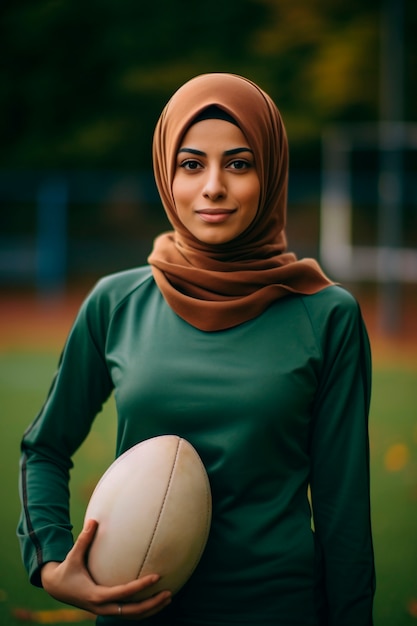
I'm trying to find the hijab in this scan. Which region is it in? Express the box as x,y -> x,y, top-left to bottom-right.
148,73 -> 333,331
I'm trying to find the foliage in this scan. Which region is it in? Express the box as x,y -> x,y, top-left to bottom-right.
1,0 -> 415,170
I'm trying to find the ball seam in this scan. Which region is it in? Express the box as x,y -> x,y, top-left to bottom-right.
137,436 -> 181,578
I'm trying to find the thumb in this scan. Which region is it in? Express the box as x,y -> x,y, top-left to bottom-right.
83,518 -> 99,535
72,519 -> 98,559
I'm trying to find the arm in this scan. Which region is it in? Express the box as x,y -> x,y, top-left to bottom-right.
308,289 -> 375,626
17,289 -> 114,586
17,285 -> 172,618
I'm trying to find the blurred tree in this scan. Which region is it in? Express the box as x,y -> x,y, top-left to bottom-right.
0,0 -> 415,169
251,0 -> 382,154
0,0 -> 267,168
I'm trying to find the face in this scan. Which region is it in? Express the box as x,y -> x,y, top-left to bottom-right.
172,118 -> 260,245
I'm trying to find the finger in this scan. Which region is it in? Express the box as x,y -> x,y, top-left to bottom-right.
99,574 -> 162,603
69,519 -> 98,564
120,574 -> 162,597
78,519 -> 98,546
107,591 -> 172,620
82,518 -> 99,538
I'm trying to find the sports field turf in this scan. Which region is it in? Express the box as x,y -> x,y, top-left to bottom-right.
0,292 -> 416,625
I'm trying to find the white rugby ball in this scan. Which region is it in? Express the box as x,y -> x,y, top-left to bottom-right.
85,435 -> 212,600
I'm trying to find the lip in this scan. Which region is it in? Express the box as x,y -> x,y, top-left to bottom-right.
195,209 -> 236,224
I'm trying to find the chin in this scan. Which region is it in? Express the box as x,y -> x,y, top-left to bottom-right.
195,233 -> 234,246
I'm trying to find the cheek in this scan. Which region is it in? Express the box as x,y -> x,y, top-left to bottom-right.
243,177 -> 261,215
172,175 -> 193,210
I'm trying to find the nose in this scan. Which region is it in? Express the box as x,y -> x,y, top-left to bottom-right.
202,166 -> 226,201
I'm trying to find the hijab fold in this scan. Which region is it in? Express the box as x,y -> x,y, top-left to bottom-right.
148,73 -> 333,331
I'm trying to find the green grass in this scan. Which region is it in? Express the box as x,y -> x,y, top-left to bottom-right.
0,350 -> 416,625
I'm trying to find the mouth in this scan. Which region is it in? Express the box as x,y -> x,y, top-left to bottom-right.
195,208 -> 237,224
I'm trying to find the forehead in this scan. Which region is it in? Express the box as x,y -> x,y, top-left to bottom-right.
179,118 -> 250,149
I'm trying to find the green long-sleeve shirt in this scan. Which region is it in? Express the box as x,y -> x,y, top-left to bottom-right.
18,267 -> 375,626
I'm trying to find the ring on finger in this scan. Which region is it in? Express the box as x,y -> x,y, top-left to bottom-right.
118,604 -> 123,616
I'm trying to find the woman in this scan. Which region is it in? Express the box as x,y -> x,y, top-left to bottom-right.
18,73 -> 375,625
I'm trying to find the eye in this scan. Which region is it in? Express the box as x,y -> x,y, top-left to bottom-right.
179,159 -> 202,171
228,159 -> 252,170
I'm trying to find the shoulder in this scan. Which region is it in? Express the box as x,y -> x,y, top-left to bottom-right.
77,266 -> 155,333
86,266 -> 154,309
298,285 -> 367,347
91,266 -> 154,308
302,284 -> 359,310
300,285 -> 361,322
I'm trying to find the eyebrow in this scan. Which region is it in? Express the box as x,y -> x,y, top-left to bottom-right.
177,147 -> 254,156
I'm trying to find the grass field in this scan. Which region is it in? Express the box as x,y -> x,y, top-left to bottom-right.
0,291 -> 416,625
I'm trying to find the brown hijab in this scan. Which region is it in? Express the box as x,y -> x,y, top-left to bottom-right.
148,73 -> 333,331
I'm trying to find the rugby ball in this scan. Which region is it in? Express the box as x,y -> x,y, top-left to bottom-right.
85,435 -> 212,600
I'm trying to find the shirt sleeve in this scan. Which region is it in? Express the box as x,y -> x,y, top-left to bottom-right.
17,286 -> 114,587
306,288 -> 375,626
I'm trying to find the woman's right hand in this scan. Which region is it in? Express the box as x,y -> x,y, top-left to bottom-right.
41,519 -> 172,621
